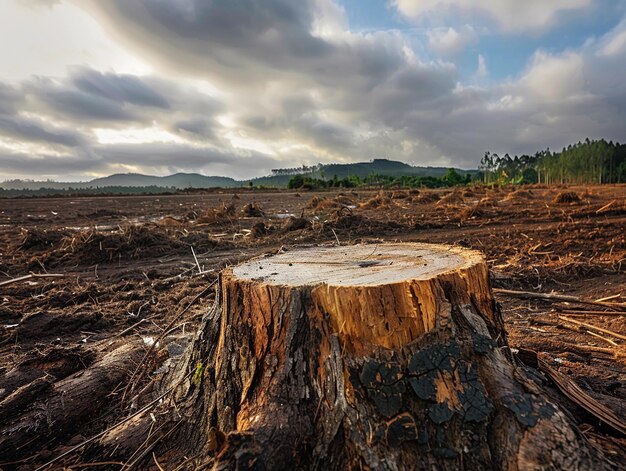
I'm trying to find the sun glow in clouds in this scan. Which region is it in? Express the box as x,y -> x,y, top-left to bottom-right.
0,1 -> 151,80
94,126 -> 186,145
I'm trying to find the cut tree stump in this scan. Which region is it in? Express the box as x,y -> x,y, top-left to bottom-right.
159,242 -> 608,470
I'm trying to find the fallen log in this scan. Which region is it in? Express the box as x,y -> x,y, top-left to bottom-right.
0,342 -> 144,461
152,243 -> 608,469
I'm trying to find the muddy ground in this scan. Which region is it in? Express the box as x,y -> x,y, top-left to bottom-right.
0,184 -> 624,468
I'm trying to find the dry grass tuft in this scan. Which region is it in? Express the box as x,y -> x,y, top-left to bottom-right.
390,190 -> 410,199
281,217 -> 311,232
553,191 -> 581,204
436,190 -> 464,206
305,195 -> 354,212
196,203 -> 236,223
241,202 -> 265,217
503,189 -> 533,201
359,192 -> 392,209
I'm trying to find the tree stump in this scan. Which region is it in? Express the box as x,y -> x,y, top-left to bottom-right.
166,243 -> 605,469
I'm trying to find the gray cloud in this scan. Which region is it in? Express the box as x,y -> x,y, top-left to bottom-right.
83,0 -> 329,83
0,151 -> 103,175
72,0 -> 468,165
80,0 -> 430,97
72,68 -> 170,109
94,142 -> 276,177
31,83 -> 137,122
0,115 -> 84,147
0,83 -> 22,115
16,69 -> 223,139
172,118 -> 213,139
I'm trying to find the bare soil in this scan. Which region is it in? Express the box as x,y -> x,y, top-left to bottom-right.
0,184 -> 624,468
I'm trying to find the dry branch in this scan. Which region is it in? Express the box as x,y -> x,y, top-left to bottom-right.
557,309 -> 626,317
584,330 -> 619,347
594,294 -> 622,303
0,273 -> 65,287
493,288 -> 626,311
596,200 -> 616,214
114,318 -> 147,338
559,316 -> 626,341
538,358 -> 626,436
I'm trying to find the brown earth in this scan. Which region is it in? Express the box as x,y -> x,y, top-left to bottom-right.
0,184 -> 624,468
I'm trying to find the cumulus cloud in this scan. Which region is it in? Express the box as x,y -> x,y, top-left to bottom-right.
427,25 -> 477,57
393,0 -> 592,33
72,1 -> 459,158
518,51 -> 585,102
1,0 -> 626,181
412,20 -> 626,159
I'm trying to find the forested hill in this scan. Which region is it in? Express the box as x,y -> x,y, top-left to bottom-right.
481,139 -> 626,184
251,159 -> 473,186
323,160 -> 460,178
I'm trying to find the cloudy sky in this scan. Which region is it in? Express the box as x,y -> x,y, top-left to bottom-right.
1,0 -> 626,181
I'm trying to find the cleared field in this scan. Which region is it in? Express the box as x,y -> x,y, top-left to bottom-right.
0,184 -> 624,467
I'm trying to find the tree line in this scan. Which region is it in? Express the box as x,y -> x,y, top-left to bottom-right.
288,169 -> 471,190
480,138 -> 626,185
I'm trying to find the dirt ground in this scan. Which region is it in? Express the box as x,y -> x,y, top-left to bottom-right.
0,184 -> 624,468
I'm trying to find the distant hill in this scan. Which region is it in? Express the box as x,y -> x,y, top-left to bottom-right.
0,159 -> 477,193
89,173 -> 238,188
1,172 -> 238,191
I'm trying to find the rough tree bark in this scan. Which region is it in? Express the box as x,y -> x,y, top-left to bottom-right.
160,242 -> 607,470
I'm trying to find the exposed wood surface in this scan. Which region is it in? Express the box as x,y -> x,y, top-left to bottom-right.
233,243 -> 484,287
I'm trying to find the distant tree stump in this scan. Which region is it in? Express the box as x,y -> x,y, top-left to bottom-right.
168,243 -> 605,470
